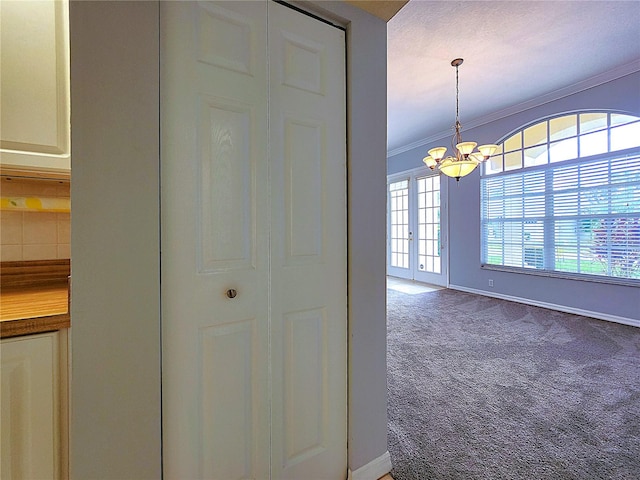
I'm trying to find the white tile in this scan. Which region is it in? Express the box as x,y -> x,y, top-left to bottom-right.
57,244 -> 70,259
0,211 -> 23,244
23,212 -> 57,245
0,244 -> 23,261
23,244 -> 58,260
57,213 -> 71,244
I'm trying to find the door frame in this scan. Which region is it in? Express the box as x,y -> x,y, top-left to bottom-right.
387,166 -> 449,287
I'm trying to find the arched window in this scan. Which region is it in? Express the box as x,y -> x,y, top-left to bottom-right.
480,111 -> 640,284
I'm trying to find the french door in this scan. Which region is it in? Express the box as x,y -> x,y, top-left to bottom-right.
387,171 -> 448,286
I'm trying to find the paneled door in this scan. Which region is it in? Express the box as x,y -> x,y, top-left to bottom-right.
161,1 -> 346,479
387,172 -> 448,286
268,4 -> 347,479
161,2 -> 270,478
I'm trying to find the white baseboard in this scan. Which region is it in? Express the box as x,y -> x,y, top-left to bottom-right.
449,284 -> 640,328
347,451 -> 392,480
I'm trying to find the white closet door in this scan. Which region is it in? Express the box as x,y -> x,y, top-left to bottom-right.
161,1 -> 346,478
268,2 -> 347,478
161,2 -> 270,478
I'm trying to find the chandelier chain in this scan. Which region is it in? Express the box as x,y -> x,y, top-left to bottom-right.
455,63 -> 460,124
453,63 -> 462,148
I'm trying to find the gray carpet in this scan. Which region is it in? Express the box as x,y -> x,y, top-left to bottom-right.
387,288 -> 640,480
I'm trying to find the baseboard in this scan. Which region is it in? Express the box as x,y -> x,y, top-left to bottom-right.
347,451 -> 392,480
449,284 -> 640,328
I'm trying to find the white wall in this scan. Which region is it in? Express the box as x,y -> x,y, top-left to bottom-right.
315,1 -> 390,471
70,1 -> 388,477
388,71 -> 640,324
70,2 -> 161,478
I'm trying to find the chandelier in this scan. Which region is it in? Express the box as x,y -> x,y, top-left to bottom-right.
423,58 -> 497,181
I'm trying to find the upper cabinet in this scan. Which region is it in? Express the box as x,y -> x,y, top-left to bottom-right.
0,0 -> 70,176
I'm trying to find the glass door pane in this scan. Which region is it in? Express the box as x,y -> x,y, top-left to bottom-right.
414,174 -> 446,286
416,175 -> 441,274
388,179 -> 411,278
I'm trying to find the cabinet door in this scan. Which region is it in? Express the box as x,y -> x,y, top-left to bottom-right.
0,0 -> 70,173
1,332 -> 61,479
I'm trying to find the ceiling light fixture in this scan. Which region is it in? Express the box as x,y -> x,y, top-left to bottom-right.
423,58 -> 498,181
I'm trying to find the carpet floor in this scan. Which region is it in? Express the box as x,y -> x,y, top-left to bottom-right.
387,288 -> 640,480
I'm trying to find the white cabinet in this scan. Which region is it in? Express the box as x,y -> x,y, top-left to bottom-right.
0,0 -> 70,174
1,331 -> 67,479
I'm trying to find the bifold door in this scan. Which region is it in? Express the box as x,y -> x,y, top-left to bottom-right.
161,1 -> 347,478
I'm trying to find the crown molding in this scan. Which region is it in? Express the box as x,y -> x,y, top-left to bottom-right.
388,59 -> 640,159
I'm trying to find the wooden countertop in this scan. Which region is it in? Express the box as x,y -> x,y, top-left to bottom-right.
0,285 -> 70,338
0,259 -> 71,338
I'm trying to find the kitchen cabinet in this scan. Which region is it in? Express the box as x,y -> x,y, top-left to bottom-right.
0,0 -> 70,175
1,331 -> 68,479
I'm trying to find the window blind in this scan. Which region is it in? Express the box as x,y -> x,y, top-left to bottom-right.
481,151 -> 640,283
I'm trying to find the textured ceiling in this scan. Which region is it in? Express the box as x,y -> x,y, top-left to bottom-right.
387,0 -> 640,156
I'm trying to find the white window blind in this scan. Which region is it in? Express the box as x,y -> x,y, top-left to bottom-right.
482,151 -> 640,283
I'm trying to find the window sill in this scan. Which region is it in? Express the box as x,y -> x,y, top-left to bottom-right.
481,263 -> 640,288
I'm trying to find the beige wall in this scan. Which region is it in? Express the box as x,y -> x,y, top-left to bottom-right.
0,178 -> 70,261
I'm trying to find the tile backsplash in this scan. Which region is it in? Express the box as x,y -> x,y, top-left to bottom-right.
1,177 -> 70,262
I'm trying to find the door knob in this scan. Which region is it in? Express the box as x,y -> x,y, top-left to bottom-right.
226,288 -> 238,299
